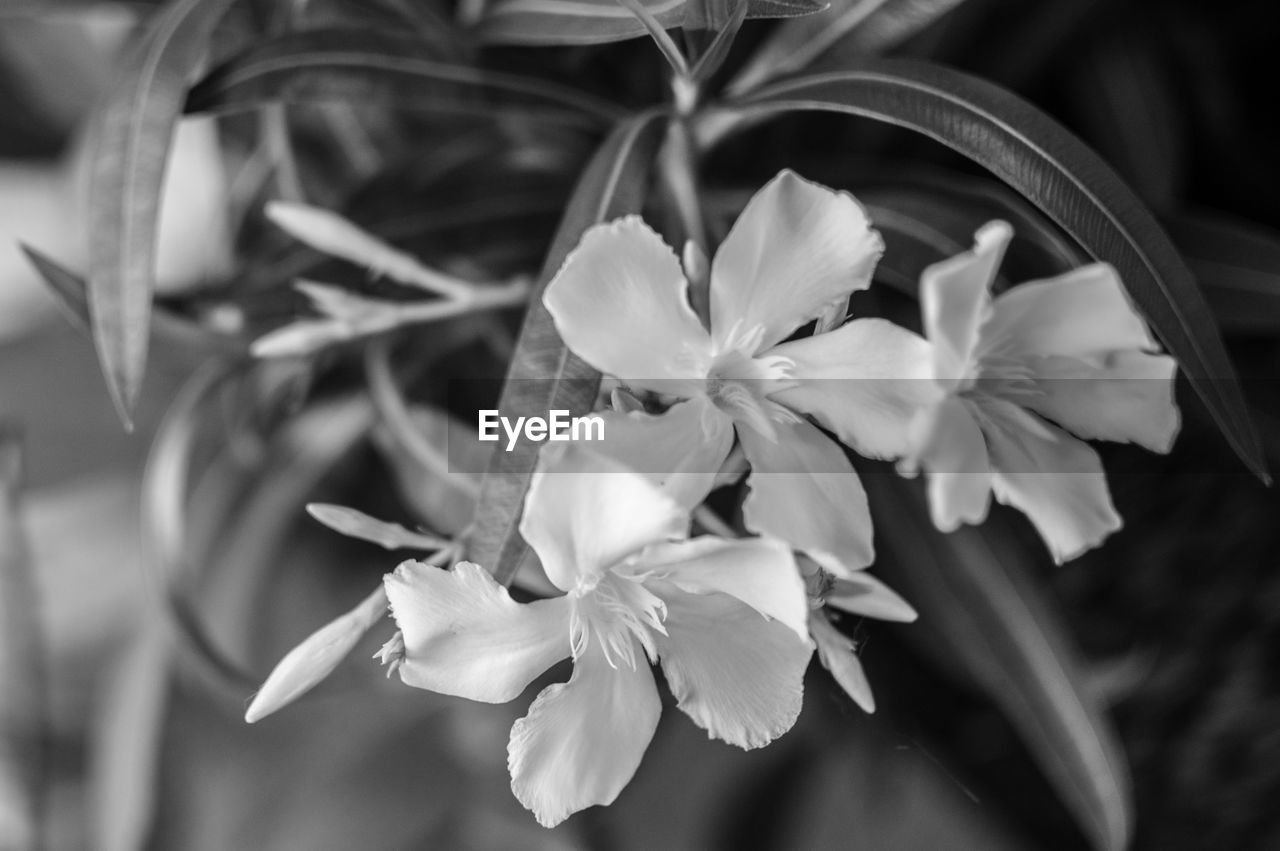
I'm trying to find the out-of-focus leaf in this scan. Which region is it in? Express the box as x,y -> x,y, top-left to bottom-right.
865,474 -> 1132,851
92,622 -> 170,851
480,0 -> 819,47
720,61 -> 1267,482
0,428 -> 45,851
1162,210 -> 1280,336
468,111 -> 667,584
1068,34 -> 1185,207
855,180 -> 1087,294
371,406 -> 487,539
688,0 -> 749,83
730,0 -> 970,95
305,504 -> 446,551
87,0 -> 236,428
185,28 -> 626,128
19,243 -> 246,353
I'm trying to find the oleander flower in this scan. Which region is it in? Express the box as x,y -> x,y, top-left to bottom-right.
901,221 -> 1180,561
383,443 -> 813,827
544,169 -> 935,576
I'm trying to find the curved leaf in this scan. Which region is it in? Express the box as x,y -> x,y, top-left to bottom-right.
730,0 -> 970,95
468,110 -> 668,584
1162,210 -> 1280,337
19,243 -> 245,353
88,0 -> 236,428
717,61 -> 1267,481
864,473 -> 1132,851
185,28 -> 627,127
480,0 -> 819,47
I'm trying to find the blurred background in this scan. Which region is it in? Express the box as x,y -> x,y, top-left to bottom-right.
2,1 -> 1280,849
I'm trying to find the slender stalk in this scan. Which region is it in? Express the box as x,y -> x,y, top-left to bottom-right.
0,428 -> 46,851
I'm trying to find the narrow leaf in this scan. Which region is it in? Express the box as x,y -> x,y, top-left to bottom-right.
88,0 -> 236,428
19,243 -> 244,353
266,202 -> 473,298
1162,210 -> 1280,336
730,0 -> 970,95
0,428 -> 46,850
865,474 -> 1132,851
481,0 -> 819,47
721,61 -> 1267,481
185,28 -> 626,128
468,111 -> 668,583
305,504 -> 447,551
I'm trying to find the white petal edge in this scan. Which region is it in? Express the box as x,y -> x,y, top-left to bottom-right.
920,220 -> 1011,382
521,443 -> 689,592
972,397 -> 1123,564
543,216 -> 712,395
593,397 -> 735,511
710,170 -> 883,353
508,639 -> 661,828
652,584 -> 813,749
769,318 -> 940,460
384,560 -> 571,703
635,536 -> 809,641
738,417 -> 874,577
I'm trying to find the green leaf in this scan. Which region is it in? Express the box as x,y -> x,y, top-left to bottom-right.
719,60 -> 1267,482
856,177 -> 1088,294
19,243 -> 246,353
864,474 -> 1132,851
480,0 -> 819,47
0,428 -> 46,851
87,0 -> 236,428
185,28 -> 626,128
1162,210 -> 1280,337
468,111 -> 668,584
730,0 -> 971,95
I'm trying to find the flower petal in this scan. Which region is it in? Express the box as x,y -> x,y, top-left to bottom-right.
383,560 -> 570,703
809,611 -> 875,713
825,572 -> 917,623
651,585 -> 812,749
769,318 -> 940,460
982,262 -> 1161,361
521,444 -> 689,591
738,418 -> 874,576
595,397 -> 735,511
635,536 -> 808,641
973,398 -> 1122,563
910,395 -> 993,532
920,220 -> 1010,380
1022,351 -> 1179,452
543,216 -> 712,394
710,170 -> 883,353
508,640 -> 660,828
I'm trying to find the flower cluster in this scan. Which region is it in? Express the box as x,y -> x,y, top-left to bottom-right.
246,169 -> 1178,829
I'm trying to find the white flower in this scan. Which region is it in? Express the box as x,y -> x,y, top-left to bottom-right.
902,221 -> 1180,561
383,444 -> 813,827
543,169 -> 934,576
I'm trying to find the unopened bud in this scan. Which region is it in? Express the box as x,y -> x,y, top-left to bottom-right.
244,585 -> 388,723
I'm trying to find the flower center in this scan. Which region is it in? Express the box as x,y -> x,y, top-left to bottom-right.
704,345 -> 798,441
569,569 -> 668,670
967,351 -> 1041,402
